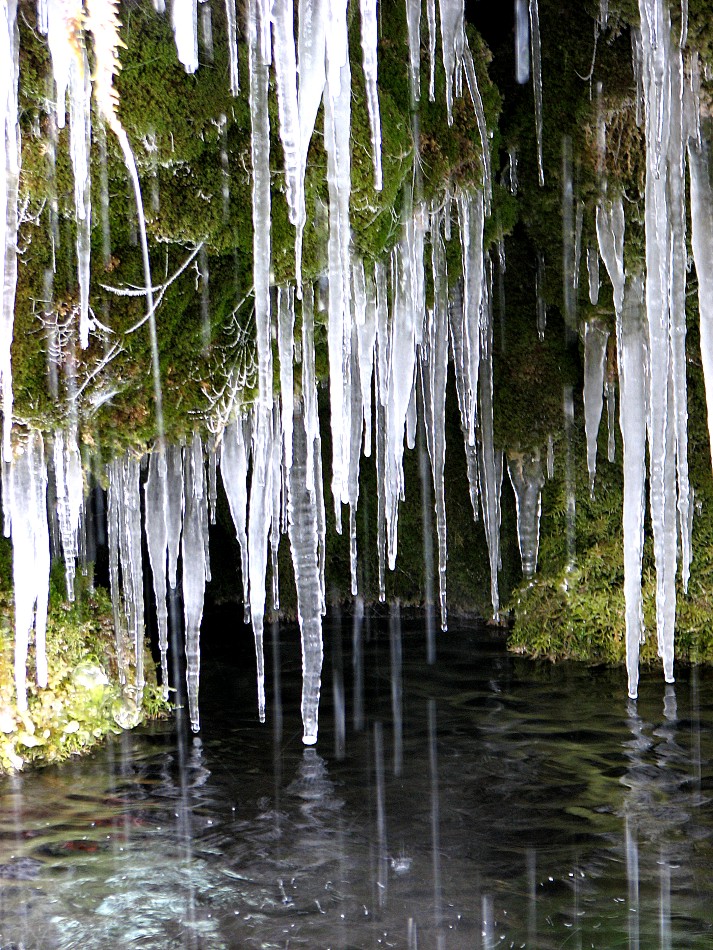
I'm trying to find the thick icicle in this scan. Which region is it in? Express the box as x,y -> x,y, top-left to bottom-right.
440,0 -> 465,124
360,0 -> 382,190
618,277 -> 648,700
639,0 -> 676,684
288,402 -> 324,744
220,417 -> 251,622
9,432 -> 50,711
301,282 -> 320,493
507,448 -> 544,577
172,0 -> 199,73
53,428 -> 83,602
583,319 -> 609,496
515,0 -> 530,84
596,196 -> 626,316
182,435 -> 209,732
144,450 -> 170,698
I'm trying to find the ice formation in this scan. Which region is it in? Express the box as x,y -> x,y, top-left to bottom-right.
2,0 -> 712,745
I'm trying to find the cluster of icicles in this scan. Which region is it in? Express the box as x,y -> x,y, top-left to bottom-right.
2,0 -> 713,748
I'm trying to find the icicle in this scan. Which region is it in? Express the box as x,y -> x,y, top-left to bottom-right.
53,428 -> 84,602
144,450 -> 170,699
295,0 -> 326,291
301,282 -> 319,492
458,190 -> 484,445
507,449 -> 544,577
529,0 -> 544,186
463,40 -> 493,214
348,329 -> 362,596
573,200 -> 584,295
596,195 -> 625,316
561,136 -> 575,328
225,0 -> 240,95
583,319 -> 609,497
587,245 -> 600,305
406,0 -> 421,102
440,0 -> 465,123
172,0 -> 199,73
277,285 -> 295,472
220,417 -> 251,622
248,404 -> 273,722
515,0 -> 530,84
422,207 -> 450,630
200,0 -> 213,62
355,262 -> 377,456
360,0 -> 382,190
478,268 -> 503,618
639,0 -> 676,684
427,0 -> 436,100
272,0 -> 301,225
165,443 -> 184,589
249,0 -> 272,409
668,43 -> 692,593
270,400 -> 282,611
288,402 -> 324,744
449,279 -> 480,520
546,434 -> 554,479
208,443 -> 217,525
9,432 -> 50,711
182,435 -> 209,732
325,57 -> 352,529
606,378 -> 616,462
618,276 -> 648,700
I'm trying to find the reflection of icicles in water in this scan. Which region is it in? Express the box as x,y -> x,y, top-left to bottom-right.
618,276 -> 647,700
8,432 -> 50,712
54,428 -> 84,603
583,319 -> 609,497
288,402 -> 323,745
507,448 -> 544,578
182,434 -> 209,733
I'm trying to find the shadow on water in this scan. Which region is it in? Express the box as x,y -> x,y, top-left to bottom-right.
1,611 -> 713,948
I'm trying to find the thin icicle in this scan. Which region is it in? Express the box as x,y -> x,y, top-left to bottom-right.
301,282 -> 320,492
427,0 -> 436,100
587,245 -> 600,304
458,190 -> 484,445
355,262 -> 377,456
54,428 -> 84,602
288,402 -> 324,744
277,285 -> 295,472
272,0 -> 301,225
360,0 -> 382,190
220,416 -> 251,622
225,0 -> 240,95
270,400 -> 282,611
529,0 -> 544,186
463,40 -> 493,214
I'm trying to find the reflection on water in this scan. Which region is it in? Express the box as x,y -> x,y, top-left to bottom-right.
1,614 -> 712,948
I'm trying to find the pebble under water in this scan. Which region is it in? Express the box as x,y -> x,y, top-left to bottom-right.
0,611 -> 711,949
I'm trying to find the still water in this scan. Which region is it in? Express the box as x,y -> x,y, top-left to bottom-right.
0,610 -> 711,949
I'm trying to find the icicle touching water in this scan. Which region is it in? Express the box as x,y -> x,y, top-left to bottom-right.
182,434 -> 209,732
9,432 -> 50,712
288,402 -> 324,744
